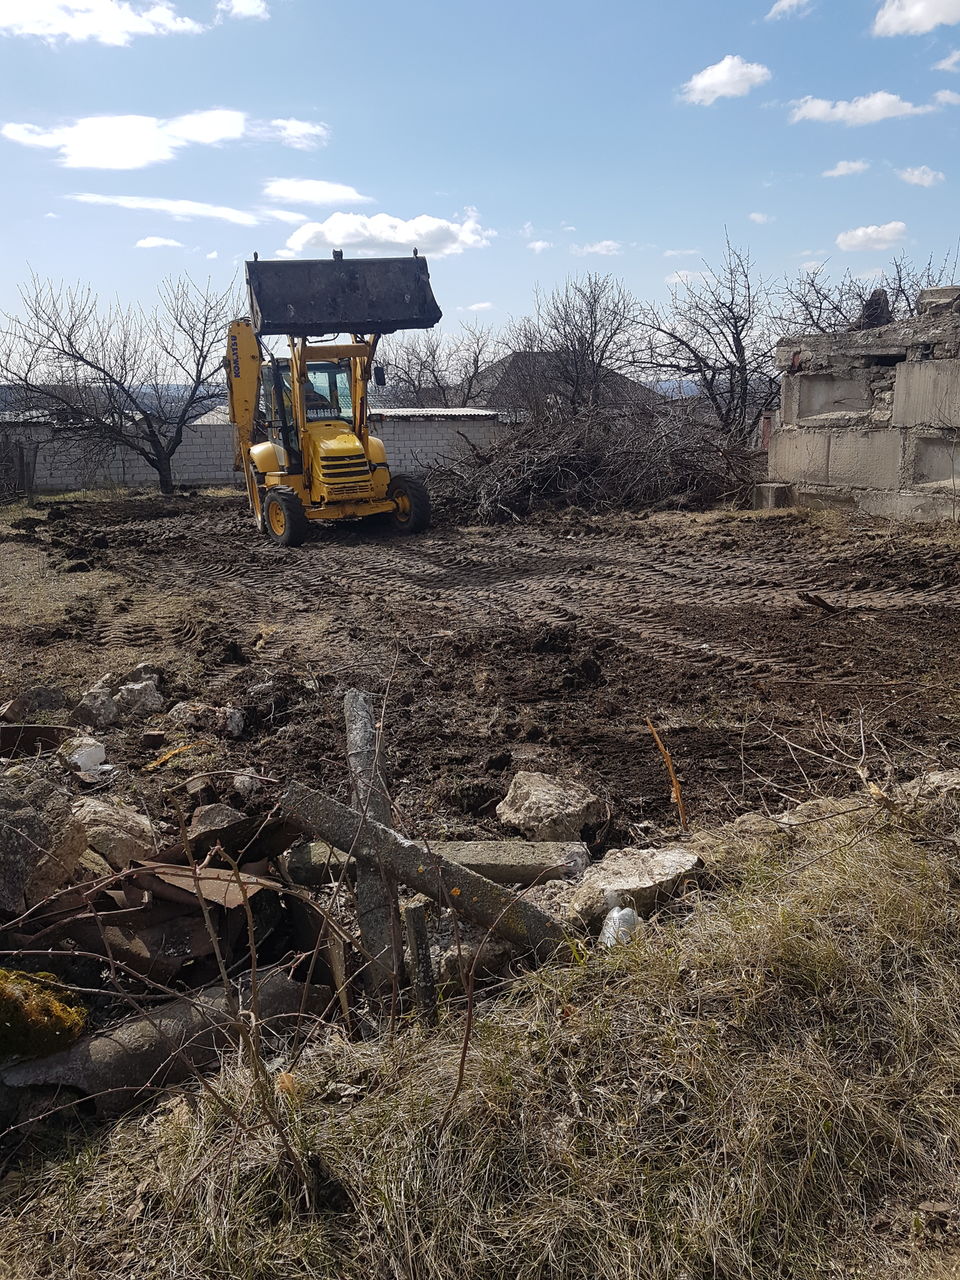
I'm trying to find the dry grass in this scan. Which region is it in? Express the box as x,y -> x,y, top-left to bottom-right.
3,794 -> 960,1280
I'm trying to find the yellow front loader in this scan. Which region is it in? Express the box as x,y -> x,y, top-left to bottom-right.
225,251 -> 442,546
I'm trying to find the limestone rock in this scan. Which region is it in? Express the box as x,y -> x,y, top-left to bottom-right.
123,663 -> 162,686
497,771 -> 604,841
566,845 -> 702,931
115,679 -> 164,719
72,798 -> 154,870
187,803 -> 251,852
168,701 -> 245,739
73,688 -> 119,729
903,769 -> 960,800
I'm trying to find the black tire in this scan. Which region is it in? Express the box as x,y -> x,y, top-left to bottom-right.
386,474 -> 431,534
263,487 -> 309,547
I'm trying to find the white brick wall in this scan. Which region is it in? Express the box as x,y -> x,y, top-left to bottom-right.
2,410 -> 503,492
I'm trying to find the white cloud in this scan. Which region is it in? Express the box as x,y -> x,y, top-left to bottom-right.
936,87 -> 960,102
70,192 -> 259,225
800,260 -> 825,272
465,302 -> 493,311
561,222 -> 576,231
265,118 -> 329,149
206,249 -> 218,259
285,209 -> 493,258
217,0 -> 268,16
823,158 -> 871,176
766,0 -> 811,17
897,163 -> 945,184
663,247 -> 699,257
935,48 -> 960,67
681,54 -> 771,106
790,90 -> 937,124
262,177 -> 373,206
135,235 -> 183,247
259,208 -> 309,223
836,220 -> 907,251
527,239 -> 552,253
570,239 -> 622,256
1,110 -> 327,169
2,108 -> 246,168
0,1 -> 203,45
749,211 -> 773,223
874,0 -> 960,35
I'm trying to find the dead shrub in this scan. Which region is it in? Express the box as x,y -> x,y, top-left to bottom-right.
427,406 -> 762,524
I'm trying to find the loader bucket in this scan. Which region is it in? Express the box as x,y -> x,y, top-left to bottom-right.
245,254 -> 442,337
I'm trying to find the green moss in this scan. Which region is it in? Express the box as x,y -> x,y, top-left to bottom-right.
0,967 -> 86,1059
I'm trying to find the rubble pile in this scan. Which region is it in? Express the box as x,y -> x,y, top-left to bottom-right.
0,662 -> 708,1119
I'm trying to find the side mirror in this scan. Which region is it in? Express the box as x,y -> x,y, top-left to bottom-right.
373,364 -> 386,388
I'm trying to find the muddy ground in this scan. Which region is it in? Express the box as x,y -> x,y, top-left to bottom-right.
3,492 -> 960,844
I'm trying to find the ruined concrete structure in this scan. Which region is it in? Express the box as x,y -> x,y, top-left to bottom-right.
769,286 -> 960,520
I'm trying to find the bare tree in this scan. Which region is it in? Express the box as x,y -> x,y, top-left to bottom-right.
0,275 -> 234,495
776,249 -> 960,336
634,242 -> 778,447
380,323 -> 503,409
505,273 -> 642,416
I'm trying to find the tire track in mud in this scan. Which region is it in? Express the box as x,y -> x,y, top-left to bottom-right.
82,513 -> 960,684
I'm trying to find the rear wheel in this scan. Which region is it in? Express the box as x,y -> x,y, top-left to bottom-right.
386,474 -> 431,534
263,487 -> 309,547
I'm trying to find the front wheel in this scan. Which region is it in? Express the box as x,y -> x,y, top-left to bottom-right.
386,474 -> 431,534
263,487 -> 309,547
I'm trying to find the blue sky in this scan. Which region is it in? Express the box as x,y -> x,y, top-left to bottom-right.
2,0 -> 960,327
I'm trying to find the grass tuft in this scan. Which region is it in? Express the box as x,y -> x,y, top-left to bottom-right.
4,798 -> 960,1279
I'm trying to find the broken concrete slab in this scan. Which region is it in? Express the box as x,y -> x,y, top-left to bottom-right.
566,845 -> 702,931
58,735 -> 106,773
286,837 -> 588,887
279,781 -> 568,961
0,777 -> 86,915
496,771 -> 605,841
72,797 -> 154,870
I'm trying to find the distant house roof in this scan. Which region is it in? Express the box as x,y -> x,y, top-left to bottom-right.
475,352 -> 659,411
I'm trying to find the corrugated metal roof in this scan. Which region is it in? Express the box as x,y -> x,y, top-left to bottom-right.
370,407 -> 498,419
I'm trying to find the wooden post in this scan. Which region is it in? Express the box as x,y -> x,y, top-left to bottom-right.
403,897 -> 438,1027
343,689 -> 406,1011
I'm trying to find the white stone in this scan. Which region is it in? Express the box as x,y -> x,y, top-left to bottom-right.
72,797 -> 154,870
58,735 -> 106,772
566,845 -> 702,930
115,679 -> 164,719
496,771 -> 604,841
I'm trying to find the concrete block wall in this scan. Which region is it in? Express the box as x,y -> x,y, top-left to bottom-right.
771,290 -> 960,521
2,409 -> 503,493
370,412 -> 501,474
